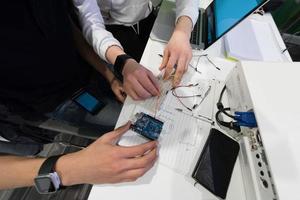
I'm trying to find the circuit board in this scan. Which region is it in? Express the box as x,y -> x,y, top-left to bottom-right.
131,112 -> 164,140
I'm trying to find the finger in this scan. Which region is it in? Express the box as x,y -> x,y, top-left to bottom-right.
119,86 -> 127,98
116,89 -> 126,103
101,121 -> 131,144
120,160 -> 156,181
138,72 -> 160,96
163,55 -> 177,80
159,50 -> 169,70
123,148 -> 158,170
116,93 -> 125,103
184,60 -> 189,72
120,86 -> 126,94
119,140 -> 157,158
185,53 -> 192,73
120,92 -> 126,102
131,79 -> 152,99
120,87 -> 127,99
145,69 -> 161,94
124,84 -> 140,101
173,56 -> 187,86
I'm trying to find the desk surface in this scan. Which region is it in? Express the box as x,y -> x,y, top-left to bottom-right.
88,1 -> 291,199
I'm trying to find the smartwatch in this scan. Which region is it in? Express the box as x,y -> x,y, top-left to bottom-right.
113,54 -> 132,82
34,155 -> 63,194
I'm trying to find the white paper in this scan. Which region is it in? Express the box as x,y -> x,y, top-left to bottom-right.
118,69 -> 216,174
225,18 -> 283,62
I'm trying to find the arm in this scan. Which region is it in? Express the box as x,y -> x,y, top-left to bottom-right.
175,0 -> 199,27
160,0 -> 199,86
73,0 -> 123,63
73,0 -> 160,100
0,156 -> 45,189
71,17 -> 126,102
0,123 -> 158,189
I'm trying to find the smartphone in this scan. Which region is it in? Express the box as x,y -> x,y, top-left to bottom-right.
192,128 -> 240,199
72,89 -> 106,115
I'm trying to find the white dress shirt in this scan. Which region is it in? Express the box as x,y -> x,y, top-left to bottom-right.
73,0 -> 199,62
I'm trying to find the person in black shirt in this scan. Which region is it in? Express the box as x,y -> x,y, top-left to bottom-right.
0,0 -> 158,190
0,0 -> 124,131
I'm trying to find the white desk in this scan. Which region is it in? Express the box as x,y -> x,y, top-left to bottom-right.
88,1 -> 291,199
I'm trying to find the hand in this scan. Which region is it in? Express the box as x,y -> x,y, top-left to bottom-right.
110,77 -> 126,103
56,122 -> 158,185
159,16 -> 193,86
122,59 -> 160,100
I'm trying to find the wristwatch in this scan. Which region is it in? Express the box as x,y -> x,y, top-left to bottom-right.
34,155 -> 63,194
113,54 -> 132,82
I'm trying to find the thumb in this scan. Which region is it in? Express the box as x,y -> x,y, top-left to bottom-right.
118,87 -> 126,103
101,121 -> 131,144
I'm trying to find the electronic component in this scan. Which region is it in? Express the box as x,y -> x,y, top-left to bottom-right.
130,112 -> 164,140
192,128 -> 240,199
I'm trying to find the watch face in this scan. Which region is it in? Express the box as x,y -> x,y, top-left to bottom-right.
34,176 -> 55,194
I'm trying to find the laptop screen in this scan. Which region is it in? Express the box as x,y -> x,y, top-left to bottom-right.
206,0 -> 268,48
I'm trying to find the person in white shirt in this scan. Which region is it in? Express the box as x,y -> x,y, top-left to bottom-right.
73,0 -> 199,100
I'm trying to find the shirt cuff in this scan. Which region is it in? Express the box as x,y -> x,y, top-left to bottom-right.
176,7 -> 199,28
97,38 -> 124,63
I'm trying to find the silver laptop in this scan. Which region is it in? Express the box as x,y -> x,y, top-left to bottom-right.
150,0 -> 270,50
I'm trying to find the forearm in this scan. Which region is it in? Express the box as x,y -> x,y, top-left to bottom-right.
0,153 -> 86,190
0,156 -> 45,189
0,125 -> 158,189
73,0 -> 123,62
71,19 -> 116,83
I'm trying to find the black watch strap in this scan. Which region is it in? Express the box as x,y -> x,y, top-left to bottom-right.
113,54 -> 132,82
38,155 -> 62,175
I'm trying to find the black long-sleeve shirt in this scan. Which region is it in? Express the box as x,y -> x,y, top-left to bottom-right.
0,0 -> 90,115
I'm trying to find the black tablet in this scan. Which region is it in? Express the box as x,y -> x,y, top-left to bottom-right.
192,128 -> 240,199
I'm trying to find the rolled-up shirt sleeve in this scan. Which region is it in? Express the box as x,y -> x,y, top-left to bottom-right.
73,0 -> 123,63
175,0 -> 199,28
